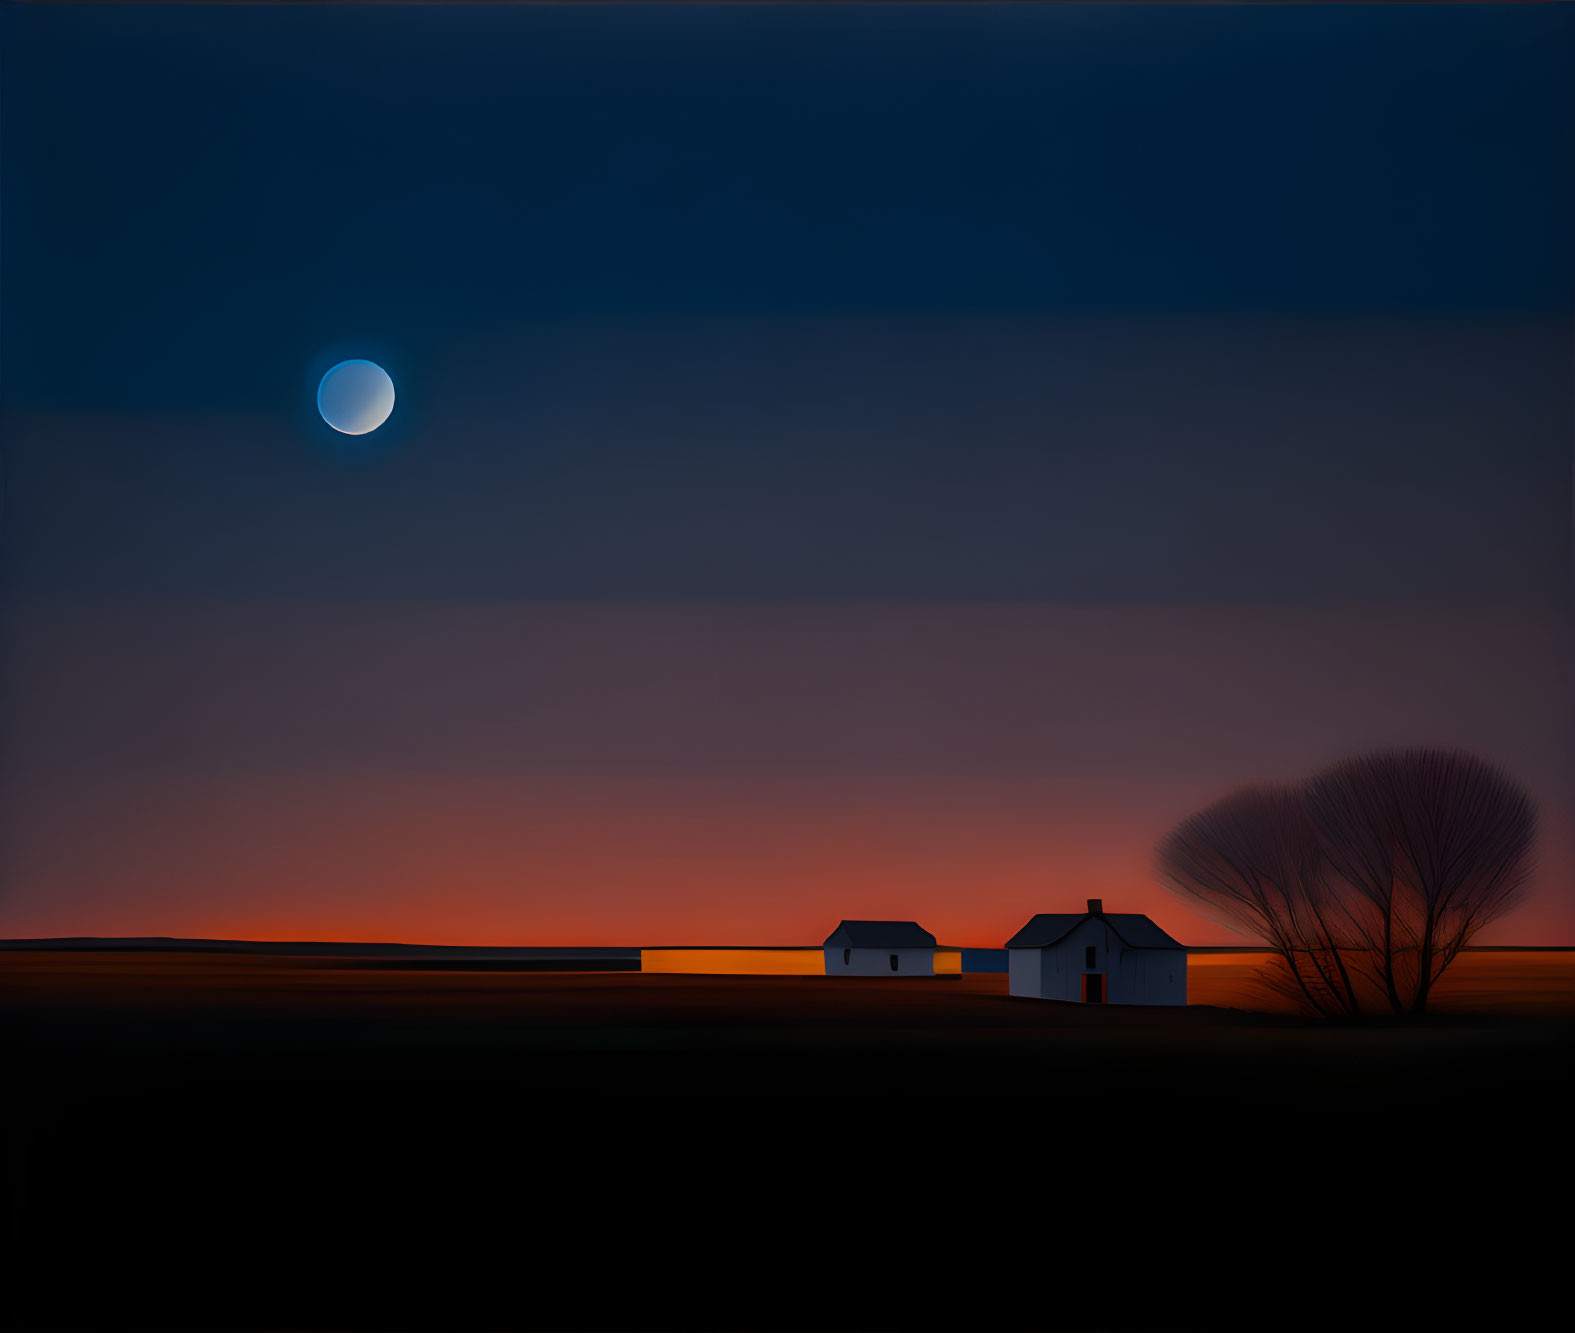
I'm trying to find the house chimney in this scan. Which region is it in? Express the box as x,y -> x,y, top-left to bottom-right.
1087,898 -> 1103,915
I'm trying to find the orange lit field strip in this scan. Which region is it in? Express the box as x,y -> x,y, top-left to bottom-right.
641,948 -> 824,975
640,947 -> 965,975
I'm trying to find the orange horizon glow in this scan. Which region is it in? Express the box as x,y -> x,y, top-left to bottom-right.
4,766 -> 1569,950
3,603 -> 1571,950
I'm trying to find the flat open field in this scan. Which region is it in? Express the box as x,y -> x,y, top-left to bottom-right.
10,945 -> 1572,1014
1188,947 -> 1575,1013
4,951 -> 1571,1331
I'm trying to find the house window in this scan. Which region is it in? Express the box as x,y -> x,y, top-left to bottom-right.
890,954 -> 899,971
844,948 -> 851,966
1085,945 -> 1096,969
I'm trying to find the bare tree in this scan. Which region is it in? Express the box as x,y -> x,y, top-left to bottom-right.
1305,747 -> 1535,1015
1158,748 -> 1536,1018
1157,783 -> 1362,1018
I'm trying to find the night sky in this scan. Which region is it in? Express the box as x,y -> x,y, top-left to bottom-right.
2,4 -> 1571,945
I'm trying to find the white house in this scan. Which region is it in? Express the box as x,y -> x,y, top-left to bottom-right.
823,921 -> 937,976
1006,899 -> 1186,1004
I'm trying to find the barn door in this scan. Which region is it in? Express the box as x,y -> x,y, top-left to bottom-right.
1082,973 -> 1105,1004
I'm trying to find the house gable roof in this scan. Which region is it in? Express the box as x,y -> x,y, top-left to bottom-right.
823,920 -> 937,949
1005,912 -> 1184,951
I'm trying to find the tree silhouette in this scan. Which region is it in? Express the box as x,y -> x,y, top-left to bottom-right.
1157,783 -> 1362,1018
1304,748 -> 1535,1016
1158,747 -> 1535,1018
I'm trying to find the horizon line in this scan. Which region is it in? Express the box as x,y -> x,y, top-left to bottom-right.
3,935 -> 1571,953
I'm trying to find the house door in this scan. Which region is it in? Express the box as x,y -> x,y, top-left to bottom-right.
1082,973 -> 1105,1004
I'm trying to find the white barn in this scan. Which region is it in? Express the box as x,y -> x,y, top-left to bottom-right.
823,921 -> 937,976
1006,899 -> 1186,1005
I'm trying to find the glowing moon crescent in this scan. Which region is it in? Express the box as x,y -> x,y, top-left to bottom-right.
317,360 -> 395,435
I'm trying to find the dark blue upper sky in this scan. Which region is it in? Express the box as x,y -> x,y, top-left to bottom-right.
5,3 -> 1571,408
1,4 -> 1571,602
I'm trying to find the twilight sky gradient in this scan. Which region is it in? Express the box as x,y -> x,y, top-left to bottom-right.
2,5 -> 1572,945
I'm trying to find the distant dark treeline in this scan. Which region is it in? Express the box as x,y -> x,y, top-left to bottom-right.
335,957 -> 640,972
0,937 -> 639,962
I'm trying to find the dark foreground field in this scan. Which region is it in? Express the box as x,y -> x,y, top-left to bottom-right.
4,954 -> 1572,1331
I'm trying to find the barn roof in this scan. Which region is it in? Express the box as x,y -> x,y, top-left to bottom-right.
1005,912 -> 1184,950
823,920 -> 937,949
